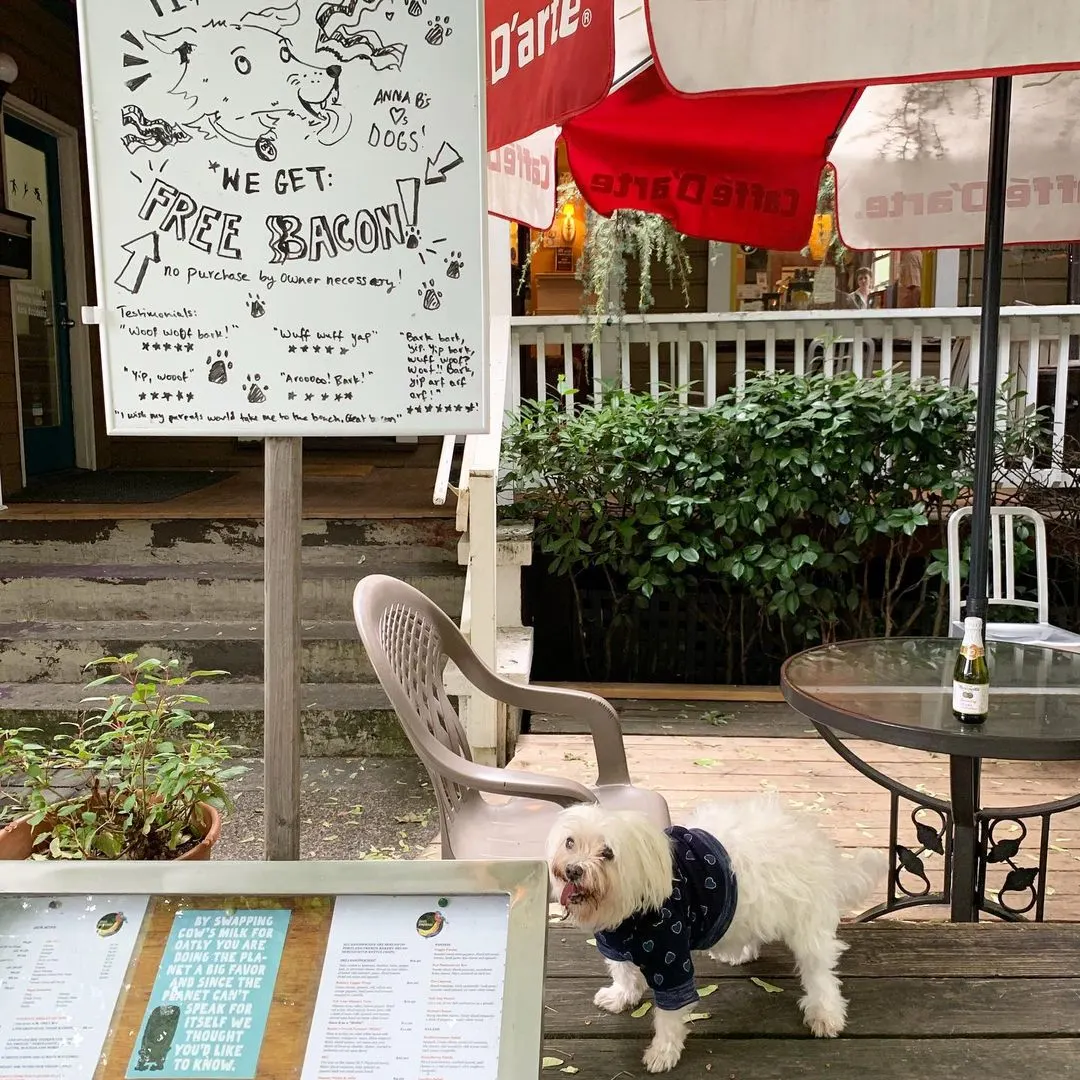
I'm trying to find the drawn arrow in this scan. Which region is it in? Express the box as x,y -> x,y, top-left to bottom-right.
114,231 -> 160,295
424,141 -> 463,185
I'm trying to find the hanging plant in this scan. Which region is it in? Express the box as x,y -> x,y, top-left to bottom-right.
521,177 -> 693,342
803,167 -> 849,270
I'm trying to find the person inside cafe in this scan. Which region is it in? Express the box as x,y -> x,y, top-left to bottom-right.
896,249 -> 923,307
845,267 -> 874,309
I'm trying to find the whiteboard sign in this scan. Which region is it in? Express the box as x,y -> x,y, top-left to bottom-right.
76,0 -> 488,437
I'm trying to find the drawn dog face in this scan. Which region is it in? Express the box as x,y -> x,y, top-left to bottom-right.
146,3 -> 348,147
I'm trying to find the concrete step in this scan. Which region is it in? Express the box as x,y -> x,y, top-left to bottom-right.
0,682 -> 409,757
0,620 -> 374,684
0,517 -> 460,567
0,562 -> 462,621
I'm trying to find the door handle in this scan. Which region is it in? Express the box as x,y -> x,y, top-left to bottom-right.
60,318 -> 76,329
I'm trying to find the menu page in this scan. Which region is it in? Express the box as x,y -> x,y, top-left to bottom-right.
301,894 -> 510,1080
126,908 -> 291,1079
0,894 -> 149,1080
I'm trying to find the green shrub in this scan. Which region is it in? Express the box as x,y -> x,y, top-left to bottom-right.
505,373 -> 1004,652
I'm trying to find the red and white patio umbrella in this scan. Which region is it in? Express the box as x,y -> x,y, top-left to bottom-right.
484,0 -> 1080,624
487,0 -> 1080,249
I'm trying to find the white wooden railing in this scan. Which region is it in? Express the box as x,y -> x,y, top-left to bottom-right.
433,313 -> 512,766
430,304 -> 1080,758
507,306 -> 1080,485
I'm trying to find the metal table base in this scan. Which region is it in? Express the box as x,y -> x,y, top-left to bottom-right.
814,722 -> 1080,923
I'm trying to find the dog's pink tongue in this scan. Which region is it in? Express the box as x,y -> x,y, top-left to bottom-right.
560,882 -> 579,908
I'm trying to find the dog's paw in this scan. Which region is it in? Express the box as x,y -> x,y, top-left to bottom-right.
593,985 -> 640,1013
803,1003 -> 846,1038
642,1038 -> 683,1073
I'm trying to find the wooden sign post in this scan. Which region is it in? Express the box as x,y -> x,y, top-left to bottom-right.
264,436 -> 303,861
74,0 -> 490,855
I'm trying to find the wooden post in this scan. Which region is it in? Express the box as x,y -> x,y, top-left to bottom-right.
263,436 -> 303,861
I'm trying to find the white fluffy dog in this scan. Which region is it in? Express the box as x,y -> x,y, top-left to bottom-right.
548,796 -> 886,1073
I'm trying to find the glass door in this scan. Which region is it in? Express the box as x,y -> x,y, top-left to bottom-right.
3,114 -> 75,475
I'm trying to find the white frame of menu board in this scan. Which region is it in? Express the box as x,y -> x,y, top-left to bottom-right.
0,859 -> 549,1080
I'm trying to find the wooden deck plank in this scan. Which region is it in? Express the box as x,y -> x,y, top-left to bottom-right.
537,684 -> 786,703
0,462 -> 451,521
542,978 -> 1080,1037
530,699 -> 813,737
544,924 -> 1080,978
541,925 -> 1080,1077
537,1039 -> 1077,1080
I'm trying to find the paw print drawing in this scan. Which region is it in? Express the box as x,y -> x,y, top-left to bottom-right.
405,227 -> 421,250
248,293 -> 266,318
406,0 -> 426,14
420,279 -> 442,310
444,251 -> 464,280
206,350 -> 232,384
243,374 -> 268,404
425,15 -> 451,45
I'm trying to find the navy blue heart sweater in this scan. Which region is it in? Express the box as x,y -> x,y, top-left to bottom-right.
594,826 -> 738,1011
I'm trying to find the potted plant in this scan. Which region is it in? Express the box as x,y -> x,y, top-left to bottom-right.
0,655 -> 246,861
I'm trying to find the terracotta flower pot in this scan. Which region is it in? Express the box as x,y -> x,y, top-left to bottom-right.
0,818 -> 33,860
0,801 -> 221,861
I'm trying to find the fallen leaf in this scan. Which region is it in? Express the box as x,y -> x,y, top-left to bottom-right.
238,835 -> 257,844
698,984 -> 718,997
688,1012 -> 711,1022
693,758 -> 720,768
561,1068 -> 579,1075
751,977 -> 784,994
631,1002 -> 653,1018
586,938 -> 597,947
541,1057 -> 564,1069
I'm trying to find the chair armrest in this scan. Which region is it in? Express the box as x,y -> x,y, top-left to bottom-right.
445,645 -> 631,786
428,738 -> 599,807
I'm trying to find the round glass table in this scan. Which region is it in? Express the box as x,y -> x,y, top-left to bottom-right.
781,637 -> 1080,923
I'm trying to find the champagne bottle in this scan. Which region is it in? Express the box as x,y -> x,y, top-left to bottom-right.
952,617 -> 989,723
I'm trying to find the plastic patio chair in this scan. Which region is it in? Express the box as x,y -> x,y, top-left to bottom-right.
947,505 -> 1080,647
353,574 -> 671,863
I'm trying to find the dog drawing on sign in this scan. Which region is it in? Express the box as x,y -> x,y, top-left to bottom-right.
126,2 -> 350,161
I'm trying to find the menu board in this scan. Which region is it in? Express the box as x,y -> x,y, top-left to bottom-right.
0,894 -> 149,1080
300,894 -> 510,1079
0,889 -> 519,1079
75,0 -> 487,437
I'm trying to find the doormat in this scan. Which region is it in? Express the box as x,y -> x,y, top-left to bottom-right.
7,469 -> 237,504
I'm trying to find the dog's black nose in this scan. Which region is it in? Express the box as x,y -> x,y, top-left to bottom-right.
565,864 -> 583,883
326,64 -> 342,79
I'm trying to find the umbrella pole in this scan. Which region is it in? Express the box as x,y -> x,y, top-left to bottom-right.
965,75 -> 1013,623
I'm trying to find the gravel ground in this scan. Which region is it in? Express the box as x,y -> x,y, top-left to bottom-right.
214,756 -> 441,860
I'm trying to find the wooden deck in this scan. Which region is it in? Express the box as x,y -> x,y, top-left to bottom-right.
0,448 -> 451,521
542,922 -> 1080,1078
517,701 -> 1080,920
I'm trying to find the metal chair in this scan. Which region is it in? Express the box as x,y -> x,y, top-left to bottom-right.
947,505 -> 1080,646
353,574 -> 670,863
808,335 -> 877,376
